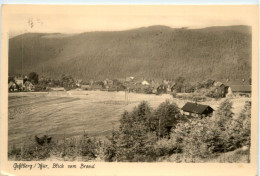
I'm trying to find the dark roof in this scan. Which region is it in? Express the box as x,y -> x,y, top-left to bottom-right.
181,102 -> 214,114
230,85 -> 251,92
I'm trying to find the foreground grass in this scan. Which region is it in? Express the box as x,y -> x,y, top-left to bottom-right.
158,147 -> 250,163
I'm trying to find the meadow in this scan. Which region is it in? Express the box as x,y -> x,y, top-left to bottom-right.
8,90 -> 249,153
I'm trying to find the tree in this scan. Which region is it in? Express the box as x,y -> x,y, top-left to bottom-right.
172,117 -> 224,162
104,129 -> 119,162
184,83 -> 195,93
204,79 -> 215,88
228,101 -> 251,149
214,99 -> 234,152
196,79 -> 215,90
239,101 -> 251,147
8,76 -> 15,83
28,72 -> 39,84
105,101 -> 157,162
60,74 -> 75,90
216,99 -> 234,123
173,77 -> 185,93
169,100 -> 251,162
152,100 -> 181,138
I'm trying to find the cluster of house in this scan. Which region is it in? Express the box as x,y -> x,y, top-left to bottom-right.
8,75 -> 252,98
213,79 -> 251,98
78,77 -> 176,95
77,77 -> 251,97
8,76 -> 35,92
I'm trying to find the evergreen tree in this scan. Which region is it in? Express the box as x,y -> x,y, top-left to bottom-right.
105,101 -> 157,162
28,72 -> 39,84
152,100 -> 181,138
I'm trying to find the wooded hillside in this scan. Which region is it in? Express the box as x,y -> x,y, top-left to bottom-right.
9,25 -> 251,82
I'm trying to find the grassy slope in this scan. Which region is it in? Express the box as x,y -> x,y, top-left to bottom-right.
9,25 -> 251,82
160,147 -> 250,163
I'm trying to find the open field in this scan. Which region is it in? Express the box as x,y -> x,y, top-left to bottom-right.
8,90 -> 250,150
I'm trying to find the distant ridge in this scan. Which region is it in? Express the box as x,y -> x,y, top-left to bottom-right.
9,25 -> 251,82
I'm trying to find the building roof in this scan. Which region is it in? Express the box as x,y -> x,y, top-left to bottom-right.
181,102 -> 214,114
216,79 -> 250,86
8,81 -> 17,89
230,85 -> 251,92
214,82 -> 224,87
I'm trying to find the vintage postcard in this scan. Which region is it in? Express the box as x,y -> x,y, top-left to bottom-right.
1,5 -> 259,176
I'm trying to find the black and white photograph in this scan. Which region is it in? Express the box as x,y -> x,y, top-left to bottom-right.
1,4 -> 259,176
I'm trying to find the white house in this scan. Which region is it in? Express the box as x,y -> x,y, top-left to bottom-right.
141,80 -> 150,86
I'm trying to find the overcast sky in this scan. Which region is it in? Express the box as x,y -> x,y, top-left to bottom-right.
3,5 -> 257,37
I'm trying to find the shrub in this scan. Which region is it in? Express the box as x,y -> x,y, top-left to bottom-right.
153,138 -> 180,157
9,137 -> 54,161
78,133 -> 98,159
171,115 -> 232,162
9,132 -> 101,161
104,130 -> 119,162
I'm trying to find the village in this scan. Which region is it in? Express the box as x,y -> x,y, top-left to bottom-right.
8,72 -> 251,119
9,73 -> 251,96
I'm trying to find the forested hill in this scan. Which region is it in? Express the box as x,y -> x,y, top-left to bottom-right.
8,25 -> 251,82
